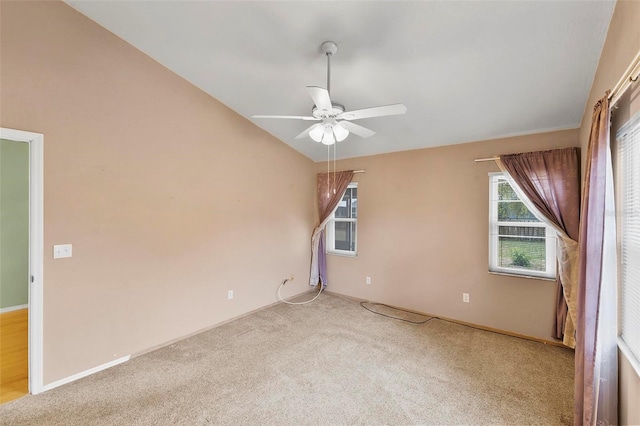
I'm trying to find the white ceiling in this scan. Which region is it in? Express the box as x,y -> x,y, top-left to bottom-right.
66,1 -> 615,162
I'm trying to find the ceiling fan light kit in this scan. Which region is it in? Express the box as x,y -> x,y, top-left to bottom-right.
252,41 -> 407,146
308,124 -> 324,142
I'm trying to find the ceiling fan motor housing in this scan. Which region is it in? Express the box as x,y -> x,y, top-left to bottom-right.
312,103 -> 345,119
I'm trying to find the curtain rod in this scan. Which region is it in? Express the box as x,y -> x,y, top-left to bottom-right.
474,157 -> 499,163
609,49 -> 640,106
475,147 -> 579,163
321,169 -> 365,174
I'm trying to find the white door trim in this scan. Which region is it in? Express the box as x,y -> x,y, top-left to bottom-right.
1,127 -> 44,395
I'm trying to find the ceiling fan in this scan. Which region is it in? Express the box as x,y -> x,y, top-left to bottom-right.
252,41 -> 407,145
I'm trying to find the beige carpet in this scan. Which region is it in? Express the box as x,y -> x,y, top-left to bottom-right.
0,293 -> 574,425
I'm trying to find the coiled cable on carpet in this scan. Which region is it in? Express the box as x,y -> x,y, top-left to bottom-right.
360,302 -> 435,324
277,276 -> 324,305
360,301 -> 562,345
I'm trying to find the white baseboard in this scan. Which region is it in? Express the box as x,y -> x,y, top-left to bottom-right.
0,304 -> 28,314
40,355 -> 130,393
37,288 -> 317,393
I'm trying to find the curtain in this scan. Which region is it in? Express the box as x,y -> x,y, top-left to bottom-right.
309,171 -> 354,287
575,93 -> 618,426
497,147 -> 580,348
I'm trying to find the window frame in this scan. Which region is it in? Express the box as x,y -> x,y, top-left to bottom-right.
615,110 -> 640,374
488,172 -> 557,279
326,182 -> 358,257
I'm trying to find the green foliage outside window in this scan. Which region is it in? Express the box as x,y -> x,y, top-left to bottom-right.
510,248 -> 532,267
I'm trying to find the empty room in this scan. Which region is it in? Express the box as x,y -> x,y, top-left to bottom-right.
0,0 -> 639,425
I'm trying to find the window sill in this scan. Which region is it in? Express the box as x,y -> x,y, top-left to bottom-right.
488,271 -> 556,282
327,251 -> 357,258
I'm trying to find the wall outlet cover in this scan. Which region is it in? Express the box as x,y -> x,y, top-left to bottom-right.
53,244 -> 72,259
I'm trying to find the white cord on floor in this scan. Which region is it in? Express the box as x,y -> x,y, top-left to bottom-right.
277,277 -> 324,305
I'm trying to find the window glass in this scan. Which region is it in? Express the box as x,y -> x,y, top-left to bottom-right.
334,222 -> 356,252
497,231 -> 547,272
335,187 -> 357,219
327,183 -> 357,255
489,174 -> 556,278
615,111 -> 640,367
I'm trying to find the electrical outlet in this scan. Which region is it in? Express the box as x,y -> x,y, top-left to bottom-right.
366,276 -> 371,285
228,290 -> 234,300
53,244 -> 72,259
463,293 -> 470,303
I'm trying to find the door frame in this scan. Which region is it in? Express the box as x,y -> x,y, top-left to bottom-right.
1,127 -> 44,395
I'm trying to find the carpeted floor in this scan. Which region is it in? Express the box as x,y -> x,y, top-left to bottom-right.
0,293 -> 574,425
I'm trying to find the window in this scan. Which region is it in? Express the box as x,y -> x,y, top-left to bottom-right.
616,112 -> 640,367
489,173 -> 556,279
326,183 -> 357,256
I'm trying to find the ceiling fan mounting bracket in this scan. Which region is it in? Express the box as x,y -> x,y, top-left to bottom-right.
321,41 -> 338,56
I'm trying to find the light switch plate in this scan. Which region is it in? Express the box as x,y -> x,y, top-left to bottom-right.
53,244 -> 72,259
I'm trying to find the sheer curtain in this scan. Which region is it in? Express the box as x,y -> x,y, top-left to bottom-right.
309,171 -> 354,287
575,93 -> 618,426
497,148 -> 580,348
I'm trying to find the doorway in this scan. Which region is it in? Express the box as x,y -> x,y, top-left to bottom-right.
0,137 -> 29,402
0,128 -> 43,401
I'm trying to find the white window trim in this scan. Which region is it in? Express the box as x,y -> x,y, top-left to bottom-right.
615,110 -> 640,374
326,182 -> 357,256
488,172 -> 557,279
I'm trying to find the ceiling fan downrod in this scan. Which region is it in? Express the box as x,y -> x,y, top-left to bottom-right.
321,41 -> 338,96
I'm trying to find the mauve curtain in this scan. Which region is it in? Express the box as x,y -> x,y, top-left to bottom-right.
309,171 -> 354,287
497,148 -> 580,348
575,94 -> 618,426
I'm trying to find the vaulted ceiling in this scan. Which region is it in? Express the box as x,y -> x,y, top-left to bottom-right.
66,1 -> 615,161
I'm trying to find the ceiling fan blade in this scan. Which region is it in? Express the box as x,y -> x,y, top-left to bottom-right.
339,121 -> 376,138
307,86 -> 332,113
337,104 -> 407,121
252,115 -> 319,121
295,123 -> 323,140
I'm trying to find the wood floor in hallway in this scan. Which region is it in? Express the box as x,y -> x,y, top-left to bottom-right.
0,308 -> 28,404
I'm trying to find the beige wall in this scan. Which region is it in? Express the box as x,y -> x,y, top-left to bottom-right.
578,1 -> 640,424
619,351 -> 640,425
319,129 -> 578,342
0,0 -> 316,385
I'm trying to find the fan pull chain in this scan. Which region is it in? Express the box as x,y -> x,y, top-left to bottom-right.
333,142 -> 336,194
327,144 -> 330,198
